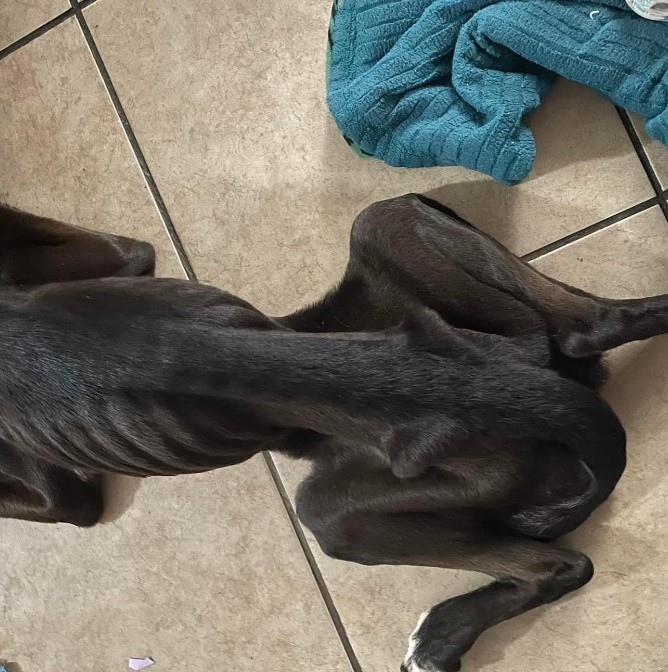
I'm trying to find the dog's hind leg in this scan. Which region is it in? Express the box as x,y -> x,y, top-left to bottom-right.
286,194 -> 668,359
281,206 -> 553,365
352,194 -> 668,357
396,531 -> 592,672
297,466 -> 594,671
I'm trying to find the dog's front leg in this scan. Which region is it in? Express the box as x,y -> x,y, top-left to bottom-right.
0,204 -> 155,285
0,446 -> 104,527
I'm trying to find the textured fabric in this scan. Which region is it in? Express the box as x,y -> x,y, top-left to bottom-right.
327,0 -> 668,184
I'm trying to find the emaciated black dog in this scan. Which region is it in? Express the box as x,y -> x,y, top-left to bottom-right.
1,195 -> 666,671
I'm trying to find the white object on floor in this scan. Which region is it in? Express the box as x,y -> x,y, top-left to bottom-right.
129,658 -> 154,670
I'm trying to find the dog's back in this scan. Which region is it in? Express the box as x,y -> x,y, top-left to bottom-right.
0,275 -> 623,508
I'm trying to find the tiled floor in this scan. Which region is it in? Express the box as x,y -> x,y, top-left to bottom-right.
0,0 -> 67,50
1,2 -> 667,672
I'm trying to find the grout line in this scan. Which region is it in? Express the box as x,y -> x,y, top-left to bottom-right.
69,0 -> 197,280
262,452 -> 364,672
0,9 -> 73,61
616,108 -> 668,219
660,190 -> 668,226
522,197 -> 659,262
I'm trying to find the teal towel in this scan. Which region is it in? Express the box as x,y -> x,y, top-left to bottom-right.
327,0 -> 668,184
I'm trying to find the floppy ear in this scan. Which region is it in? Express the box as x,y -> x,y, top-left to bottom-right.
0,205 -> 155,286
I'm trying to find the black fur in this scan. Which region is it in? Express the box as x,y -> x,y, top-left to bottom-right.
1,196 -> 667,671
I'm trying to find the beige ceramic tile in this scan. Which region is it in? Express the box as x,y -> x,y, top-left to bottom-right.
274,208 -> 668,672
535,207 -> 668,296
0,18 -> 184,278
87,0 -> 652,316
631,113 -> 668,189
0,21 -> 353,672
1,458 -> 353,672
0,0 -> 68,51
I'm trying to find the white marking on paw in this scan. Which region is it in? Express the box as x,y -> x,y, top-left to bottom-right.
403,610 -> 430,672
405,659 -> 431,672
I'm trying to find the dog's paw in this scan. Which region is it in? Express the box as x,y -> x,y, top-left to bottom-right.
400,607 -> 470,672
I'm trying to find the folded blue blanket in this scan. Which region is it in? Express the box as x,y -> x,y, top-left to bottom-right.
327,0 -> 668,184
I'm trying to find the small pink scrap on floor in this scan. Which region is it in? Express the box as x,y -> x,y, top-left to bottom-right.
128,658 -> 154,670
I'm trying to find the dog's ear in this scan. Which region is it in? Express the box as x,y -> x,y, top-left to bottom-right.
0,205 -> 155,286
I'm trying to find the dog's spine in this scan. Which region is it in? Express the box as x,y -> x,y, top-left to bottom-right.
174,330 -> 626,513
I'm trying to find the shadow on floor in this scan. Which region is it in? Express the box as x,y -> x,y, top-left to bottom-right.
0,661 -> 23,672
100,473 -> 143,523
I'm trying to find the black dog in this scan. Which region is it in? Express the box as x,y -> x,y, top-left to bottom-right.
1,195 -> 667,671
